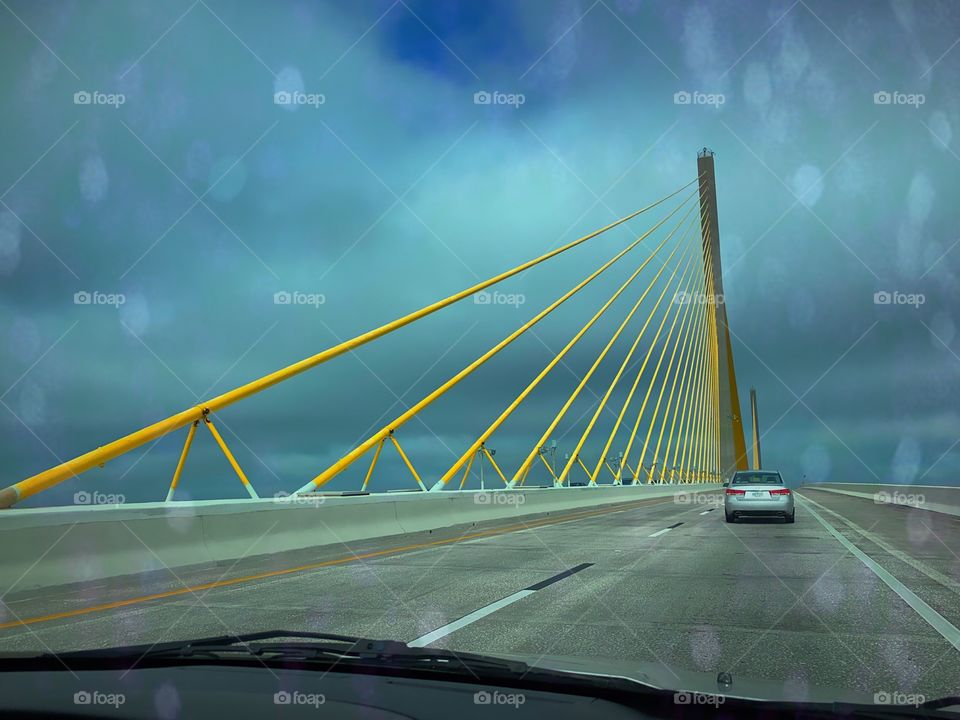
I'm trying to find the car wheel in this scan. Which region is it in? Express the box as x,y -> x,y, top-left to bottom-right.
784,511 -> 795,524
725,511 -> 736,523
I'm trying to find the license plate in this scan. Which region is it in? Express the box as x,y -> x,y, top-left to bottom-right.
748,491 -> 766,499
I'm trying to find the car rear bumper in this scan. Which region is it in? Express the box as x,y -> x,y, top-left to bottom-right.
725,498 -> 794,514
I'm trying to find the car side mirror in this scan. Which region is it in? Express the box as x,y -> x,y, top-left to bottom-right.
722,481 -> 729,487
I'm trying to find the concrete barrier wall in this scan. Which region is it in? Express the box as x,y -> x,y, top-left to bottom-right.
0,485 -> 720,592
804,482 -> 960,518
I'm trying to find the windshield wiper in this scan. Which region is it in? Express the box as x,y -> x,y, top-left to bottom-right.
54,629 -> 530,675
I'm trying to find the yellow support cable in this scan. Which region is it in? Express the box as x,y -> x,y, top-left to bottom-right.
710,294 -> 721,479
520,213 -> 703,488
575,242 -> 699,484
680,305 -> 709,482
665,288 -> 709,477
704,217 -> 719,479
434,198 -> 700,490
708,245 -> 718,480
298,189 -> 702,494
0,180 -> 699,508
616,240 -> 703,485
695,218 -> 716,483
663,300 -> 706,482
627,261 -> 700,483
684,295 -> 711,481
649,280 -> 707,483
643,291 -> 698,485
583,233 -> 703,484
559,227 -> 700,486
689,233 -> 716,482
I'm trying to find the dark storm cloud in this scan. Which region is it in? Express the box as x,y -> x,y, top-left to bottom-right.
2,0 -> 960,506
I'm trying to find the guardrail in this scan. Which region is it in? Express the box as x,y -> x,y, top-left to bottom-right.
0,484 -> 721,592
803,482 -> 960,518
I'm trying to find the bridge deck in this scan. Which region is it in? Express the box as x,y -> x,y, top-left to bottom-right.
1,489 -> 958,697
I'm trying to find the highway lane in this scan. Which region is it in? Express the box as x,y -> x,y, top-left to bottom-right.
0,489 -> 957,699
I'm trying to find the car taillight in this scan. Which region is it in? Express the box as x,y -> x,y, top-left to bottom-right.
725,488 -> 745,495
770,488 -> 791,496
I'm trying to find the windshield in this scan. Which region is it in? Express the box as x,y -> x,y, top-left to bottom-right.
0,0 -> 957,714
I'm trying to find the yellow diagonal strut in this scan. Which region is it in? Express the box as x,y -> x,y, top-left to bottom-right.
204,416 -> 259,499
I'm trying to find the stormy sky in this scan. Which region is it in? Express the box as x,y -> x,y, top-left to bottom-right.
1,0 -> 959,506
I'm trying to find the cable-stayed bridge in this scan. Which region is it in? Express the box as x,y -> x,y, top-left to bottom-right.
1,152 -> 958,701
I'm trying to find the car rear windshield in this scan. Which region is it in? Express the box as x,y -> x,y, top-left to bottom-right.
731,473 -> 782,484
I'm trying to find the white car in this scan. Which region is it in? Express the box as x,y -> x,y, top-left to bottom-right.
724,470 -> 795,523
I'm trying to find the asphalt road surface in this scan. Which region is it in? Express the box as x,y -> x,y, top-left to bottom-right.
1,488 -> 958,699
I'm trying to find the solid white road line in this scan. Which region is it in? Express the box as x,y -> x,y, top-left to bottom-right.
408,590 -> 534,647
801,499 -> 960,652
408,563 -> 594,648
802,492 -> 960,595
